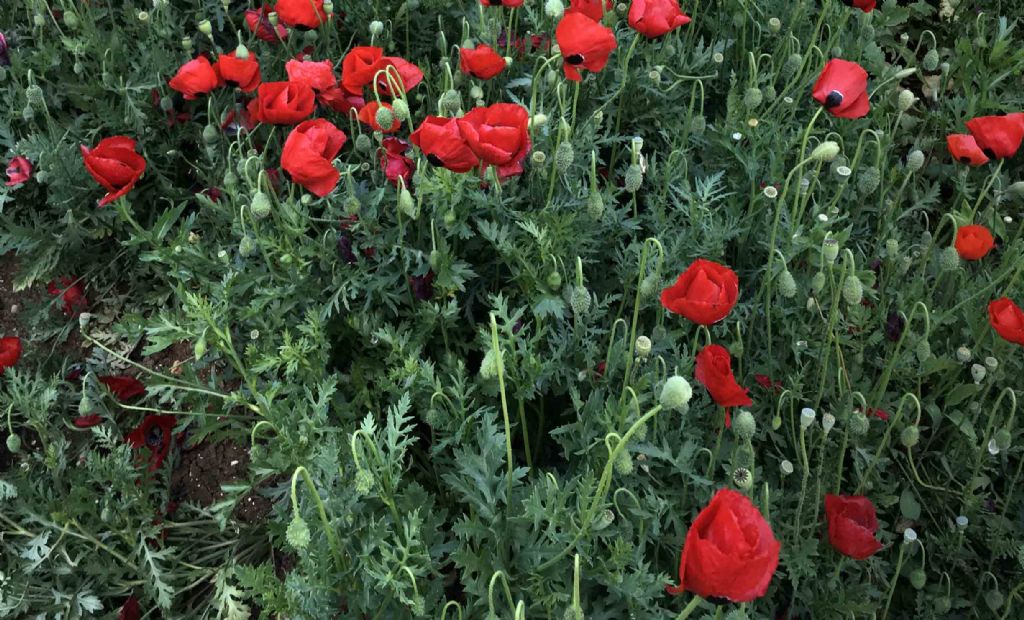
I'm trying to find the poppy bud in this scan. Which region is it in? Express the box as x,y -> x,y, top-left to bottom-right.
743,87 -> 763,109
909,568 -> 926,590
732,467 -> 753,490
570,285 -> 591,315
234,43 -> 250,61
223,169 -> 238,189
545,0 -> 565,18
594,508 -> 615,530
469,85 -> 484,100
905,149 -> 925,173
842,275 -> 863,305
1007,181 -> 1024,196
762,84 -> 777,102
6,433 -> 21,453
397,186 -> 415,218
768,17 -> 782,32
800,407 -> 816,429
822,413 -> 836,435
530,151 -> 547,166
239,236 -> 256,257
690,115 -> 706,135
198,20 -> 213,35
443,209 -> 457,226
822,238 -> 840,264
985,590 -> 1004,612
939,246 -> 960,271
323,0 -> 334,14
286,516 -> 311,549
64,12 -> 80,28
614,449 -> 634,475
250,191 -> 272,219
884,239 -> 899,259
303,30 -> 318,43
391,98 -> 410,121
587,191 -> 605,219
202,124 -> 219,145
898,89 -> 916,111
639,275 -> 657,299
660,376 -> 693,411
849,411 -> 869,436
810,141 -> 841,163
479,348 -> 498,379
555,142 -> 575,174
811,270 -> 826,293
782,53 -> 802,80
733,410 -> 756,441
375,106 -> 395,132
922,48 -> 939,72
547,270 -> 562,290
354,468 -> 374,495
562,609 -> 583,620
354,134 -> 372,152
769,267 -> 795,298
439,89 -> 462,114
995,428 -> 1012,452
369,20 -> 384,36
624,164 -> 643,193
858,167 -> 881,195
934,597 -> 951,614
267,11 -> 279,25
900,425 -> 920,448
25,84 -> 44,107
33,14 -> 45,26
915,338 -> 931,363
635,335 -> 652,358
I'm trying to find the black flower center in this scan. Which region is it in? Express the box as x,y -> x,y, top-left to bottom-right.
427,154 -> 444,167
983,148 -> 996,159
566,53 -> 585,65
146,425 -> 164,449
824,90 -> 844,108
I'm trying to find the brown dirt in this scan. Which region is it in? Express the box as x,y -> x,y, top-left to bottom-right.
170,440 -> 274,523
0,252 -> 44,339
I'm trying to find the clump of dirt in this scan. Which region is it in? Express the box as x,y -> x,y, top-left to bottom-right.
0,253 -> 44,339
170,440 -> 274,523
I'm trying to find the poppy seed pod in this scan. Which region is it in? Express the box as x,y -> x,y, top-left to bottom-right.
778,269 -> 797,298
624,164 -> 644,193
744,87 -> 763,109
900,425 -> 920,448
810,141 -> 841,163
885,238 -> 900,258
939,246 -> 960,271
822,413 -> 836,435
555,142 -> 575,174
985,356 -> 998,371
800,407 -> 816,429
469,85 -> 484,100
842,275 -> 863,305
822,238 -> 840,264
768,17 -> 782,32
660,376 -> 693,411
849,411 -> 869,436
531,151 -> 547,165
972,364 -> 987,383
857,167 -> 881,195
732,467 -> 753,490
956,346 -> 972,363
198,19 -> 213,35
906,149 -> 925,172
733,410 -> 756,441
780,460 -> 794,475
286,516 -> 311,549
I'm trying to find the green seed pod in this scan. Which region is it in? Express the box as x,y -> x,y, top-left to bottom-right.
781,53 -> 802,80
6,434 -> 21,453
570,286 -> 591,315
842,275 -> 864,306
822,238 -> 840,264
909,569 -> 926,590
939,246 -> 961,271
33,13 -> 45,26
732,466 -> 753,490
923,48 -> 939,72
900,425 -> 920,448
810,141 -> 841,163
555,141 -> 575,174
768,17 -> 782,33
587,191 -> 605,219
286,516 -> 311,549
302,29 -> 318,43
885,238 -> 900,259
250,192 -> 272,219
778,269 -> 797,298
635,335 -> 652,358
202,124 -> 219,145
354,469 -> 374,495
743,87 -> 763,109
375,105 -> 395,131
660,376 -> 693,411
915,338 -> 931,363
906,149 -> 925,173
811,271 -> 826,293
614,449 -> 633,475
624,164 -> 643,193
849,411 -> 870,437
355,133 -> 372,152
733,410 -> 756,441
79,393 -> 93,415
547,270 -> 562,290
563,608 -> 584,620
391,98 -> 410,121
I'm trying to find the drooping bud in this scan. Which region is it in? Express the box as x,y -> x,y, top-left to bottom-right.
822,413 -> 836,435
614,449 -> 633,474
906,149 -> 925,173
781,53 -> 802,80
250,192 -> 272,219
994,428 -> 1012,452
391,98 -> 410,121
397,185 -> 415,218
587,191 -> 605,219
915,338 -> 931,363
811,271 -> 826,293
858,167 -> 881,195
743,87 -> 763,109
660,376 -> 693,412
909,569 -> 927,590
849,411 -> 869,436
569,285 -> 591,315
355,134 -> 372,152
6,434 -> 21,453
842,275 -> 864,305
286,516 -> 311,549
922,48 -> 939,72
810,141 -> 841,163
939,246 -> 961,271
375,105 -> 395,131
635,335 -> 652,358
439,89 -> 462,115
778,269 -> 797,298
900,425 -> 920,448
898,89 -> 916,111
202,124 -> 219,145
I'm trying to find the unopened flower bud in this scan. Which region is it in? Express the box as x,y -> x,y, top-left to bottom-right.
885,238 -> 900,258
744,87 -> 763,109
545,0 -> 565,18
939,246 -> 960,271
850,411 -> 869,436
397,186 -> 415,218
391,99 -> 410,121
923,48 -> 939,72
733,410 -> 756,441
555,141 -> 575,174
375,106 -> 395,131
842,275 -> 863,305
900,425 -> 920,448
624,164 -> 643,193
286,516 -> 311,549
782,53 -> 802,80
614,449 -> 633,474
810,141 -> 841,163
690,115 -> 706,135
660,376 -> 693,411
570,285 -> 591,315
858,167 -> 881,195
202,124 -> 219,145
635,335 -> 652,358
440,89 -> 462,114
250,191 -> 272,219
811,271 -> 826,293
915,338 -> 931,363
587,191 -> 605,219
994,428 -> 1012,452
355,133 -> 372,152
909,569 -> 926,590
25,84 -> 44,106
6,433 -> 21,453
906,149 -> 925,173
778,269 -> 797,298
898,89 -> 916,111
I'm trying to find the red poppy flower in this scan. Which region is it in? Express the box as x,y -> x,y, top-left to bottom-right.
812,59 -> 870,119
694,344 -> 752,409
216,51 -> 261,92
667,488 -> 780,602
47,277 -> 88,316
375,57 -> 424,96
281,118 -> 347,197
457,103 -> 531,178
274,0 -> 328,29
285,58 -> 337,92
480,0 -> 525,6
73,414 -> 103,428
248,81 -> 316,125
460,44 -> 507,80
5,155 -> 32,187
824,494 -> 883,559
566,0 -> 613,21
380,137 -> 416,186
410,116 -> 479,173
341,46 -> 384,94
954,224 -> 995,261
245,5 -> 288,43
168,56 -> 222,100
841,0 -> 876,12
628,0 -> 691,38
99,375 -> 146,401
947,134 -> 989,166
358,101 -> 400,133
556,13 -> 617,81
965,114 -> 1024,160
660,259 -> 739,325
80,136 -> 147,206
989,297 -> 1024,345
118,597 -> 141,620
0,337 -> 21,375
126,414 -> 176,472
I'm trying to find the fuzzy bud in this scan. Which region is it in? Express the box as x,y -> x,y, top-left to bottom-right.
587,191 -> 605,219
922,49 -> 939,72
570,285 -> 591,315
6,434 -> 21,453
994,428 -> 1012,452
939,246 -> 960,271
743,87 -> 763,109
546,270 -> 562,290
906,149 -> 925,173
391,98 -> 410,121
915,338 -> 931,363
369,20 -> 384,36
354,469 -> 374,495
909,569 -> 927,590
25,84 -> 44,107
690,115 -> 706,135
397,186 -> 415,218
239,236 -> 256,258
842,275 -> 863,305
900,425 -> 920,448
375,105 -> 395,131
810,141 -> 841,163
545,0 -> 566,18
202,124 -> 219,145
811,271 -> 826,293
250,192 -> 272,219
555,141 -> 575,174
660,376 -> 693,411
286,516 -> 311,549
614,449 -> 633,475
479,348 -> 498,379
898,89 -> 917,111
733,410 -> 756,441
782,53 -> 802,80
355,133 -> 372,152
885,238 -> 900,259
624,164 -> 644,193
635,335 -> 652,358
858,167 -> 881,195
849,411 -> 869,436
439,89 -> 462,115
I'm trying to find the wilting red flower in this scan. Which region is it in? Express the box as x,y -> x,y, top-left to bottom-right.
47,277 -> 88,316
954,224 -> 995,261
480,0 -> 525,6
457,103 -> 531,178
126,415 -> 176,472
274,0 -> 328,29
628,0 -> 691,38
341,46 -> 384,94
660,259 -> 739,325
245,5 -> 288,43
99,375 -> 146,401
695,344 -> 752,410
841,0 -> 876,12
989,297 -> 1024,345
498,30 -> 552,57
281,119 -> 347,197
118,597 -> 141,620
380,137 -> 416,186
460,44 -> 507,80
317,85 -> 364,114
168,56 -> 222,100
248,81 -> 316,125
556,13 -> 617,81
947,134 -> 990,166
410,116 -> 479,173
5,156 -> 32,187
667,488 -> 780,602
73,414 -> 103,428
812,59 -> 870,119
216,51 -> 261,92
285,58 -> 337,92
824,494 -> 883,559
80,136 -> 146,206
0,337 -> 21,374
375,57 -> 424,96
965,114 -> 1024,160
409,271 -> 435,300
358,101 -> 401,132
566,0 -> 613,20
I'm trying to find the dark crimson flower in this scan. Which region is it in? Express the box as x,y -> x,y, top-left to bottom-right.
695,344 -> 752,409
5,155 -> 32,187
567,0 -> 614,21
168,56 -> 222,100
480,0 -> 525,6
341,46 -> 384,94
409,271 -> 435,300
221,106 -> 257,137
457,103 -> 531,178
281,119 -> 347,197
840,0 -> 876,12
73,414 -> 103,428
628,0 -> 691,38
285,58 -> 337,92
98,375 -> 146,401
80,136 -> 146,206
0,337 -> 21,375
965,113 -> 1024,160
954,224 -> 995,261
862,407 -> 889,421
754,374 -> 783,392
410,116 -> 479,173
812,59 -> 870,119
380,137 -> 416,186
947,134 -> 989,166
660,259 -> 740,325
248,81 -> 316,125
460,44 -> 507,80
118,597 -> 141,620
47,277 -> 88,316
216,51 -> 261,92
594,360 -> 607,378
989,297 -> 1024,346
358,101 -> 401,132
274,0 -> 328,29
245,5 -> 288,43
667,488 -> 780,602
885,311 -> 905,342
824,494 -> 883,559
338,233 -> 357,264
375,57 -> 424,97
126,415 -> 176,472
556,13 -> 617,81
0,32 -> 9,67
317,85 -> 365,114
